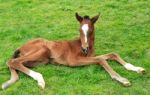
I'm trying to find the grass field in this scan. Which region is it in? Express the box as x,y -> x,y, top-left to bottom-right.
0,0 -> 150,95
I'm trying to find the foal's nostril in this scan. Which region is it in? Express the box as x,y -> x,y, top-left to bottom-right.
84,47 -> 88,51
81,47 -> 89,55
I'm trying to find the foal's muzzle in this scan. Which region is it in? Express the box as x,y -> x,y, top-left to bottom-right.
81,47 -> 89,56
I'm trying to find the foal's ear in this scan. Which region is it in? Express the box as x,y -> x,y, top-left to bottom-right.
75,12 -> 83,22
91,13 -> 100,23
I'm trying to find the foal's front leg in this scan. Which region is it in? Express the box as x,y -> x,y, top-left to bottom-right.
97,53 -> 146,74
75,57 -> 131,86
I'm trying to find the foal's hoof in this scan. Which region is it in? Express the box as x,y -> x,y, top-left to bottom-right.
137,67 -> 146,74
1,84 -> 7,90
119,77 -> 131,87
1,82 -> 10,90
122,80 -> 131,87
38,82 -> 45,89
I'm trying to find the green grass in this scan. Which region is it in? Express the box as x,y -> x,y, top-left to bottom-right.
0,0 -> 150,95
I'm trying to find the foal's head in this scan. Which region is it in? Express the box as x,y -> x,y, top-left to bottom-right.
75,12 -> 100,55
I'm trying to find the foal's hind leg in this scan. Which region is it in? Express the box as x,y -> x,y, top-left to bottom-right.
2,66 -> 19,89
74,57 -> 131,86
98,53 -> 145,74
7,49 -> 49,89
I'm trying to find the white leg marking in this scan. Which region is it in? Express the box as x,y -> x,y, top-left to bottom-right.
124,63 -> 145,73
82,24 -> 89,43
114,76 -> 131,86
29,70 -> 45,89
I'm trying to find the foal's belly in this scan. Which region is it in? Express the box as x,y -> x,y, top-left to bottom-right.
52,57 -> 68,66
23,59 -> 49,67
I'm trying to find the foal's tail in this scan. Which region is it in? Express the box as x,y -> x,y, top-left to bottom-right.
1,50 -> 20,90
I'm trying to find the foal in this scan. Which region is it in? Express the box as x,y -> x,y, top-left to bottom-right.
2,13 -> 145,90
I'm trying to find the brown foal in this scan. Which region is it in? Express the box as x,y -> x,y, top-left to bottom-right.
2,13 -> 145,90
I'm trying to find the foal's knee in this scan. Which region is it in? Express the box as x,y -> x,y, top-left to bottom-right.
6,59 -> 19,68
110,53 -> 119,59
97,57 -> 106,63
6,59 -> 13,67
